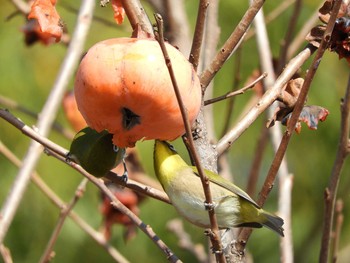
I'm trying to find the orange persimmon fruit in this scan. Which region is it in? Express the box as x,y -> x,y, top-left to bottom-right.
62,91 -> 87,132
74,38 -> 202,147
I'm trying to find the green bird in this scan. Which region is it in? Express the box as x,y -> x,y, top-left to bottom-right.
68,127 -> 127,179
153,140 -> 284,236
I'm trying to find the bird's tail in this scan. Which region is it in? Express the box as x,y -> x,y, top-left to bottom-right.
261,212 -> 284,237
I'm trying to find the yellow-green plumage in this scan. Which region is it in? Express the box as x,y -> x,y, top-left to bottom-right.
153,140 -> 284,236
69,127 -> 126,177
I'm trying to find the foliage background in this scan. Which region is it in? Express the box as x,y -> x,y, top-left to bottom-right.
0,0 -> 349,262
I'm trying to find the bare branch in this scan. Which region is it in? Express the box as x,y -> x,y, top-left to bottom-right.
251,7 -> 293,263
320,67 -> 350,263
189,0 -> 209,70
39,179 -> 88,263
216,44 -> 315,155
204,72 -> 267,106
276,0 -> 302,73
200,0 -> 265,90
246,123 -> 269,197
121,0 -> 154,36
0,244 -> 13,263
163,0 -> 192,54
330,199 -> 344,263
167,219 -> 208,263
237,0 -> 342,254
0,95 -> 75,139
287,5 -> 321,59
48,149 -> 181,263
153,13 -> 225,262
0,141 -> 129,262
0,0 -> 96,245
244,0 -> 296,41
0,109 -> 169,204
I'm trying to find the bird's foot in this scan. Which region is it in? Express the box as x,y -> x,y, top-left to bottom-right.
119,159 -> 128,182
65,152 -> 73,163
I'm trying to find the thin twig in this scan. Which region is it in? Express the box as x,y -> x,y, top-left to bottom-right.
0,140 -> 129,263
39,179 -> 89,263
0,109 -> 170,204
277,0 -> 302,74
216,44 -> 316,155
167,219 -> 208,263
154,13 -> 225,262
246,122 -> 269,197
200,0 -> 265,90
287,5 -> 321,60
330,199 -> 344,263
200,0 -> 220,149
0,244 -> 13,263
319,66 -> 350,262
0,95 -> 75,140
60,1 -> 118,28
244,0 -> 296,41
189,0 -> 209,71
220,48 -> 242,138
47,149 -> 181,263
251,6 -> 293,263
204,72 -> 267,106
163,0 -> 192,54
0,0 -> 96,245
236,0 -> 342,254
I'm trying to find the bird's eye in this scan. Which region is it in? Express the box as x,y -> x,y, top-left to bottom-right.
113,145 -> 119,153
168,144 -> 176,152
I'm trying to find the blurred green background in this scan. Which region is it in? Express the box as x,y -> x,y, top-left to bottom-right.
0,1 -> 349,262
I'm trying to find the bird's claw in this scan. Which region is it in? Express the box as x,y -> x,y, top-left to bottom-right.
65,152 -> 72,163
120,171 -> 128,182
120,159 -> 128,182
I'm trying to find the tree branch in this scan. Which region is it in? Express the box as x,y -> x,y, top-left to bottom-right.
189,0 -> 209,71
319,65 -> 350,263
216,44 -> 316,155
121,0 -> 154,36
39,179 -> 89,263
0,0 -> 96,245
154,14 -> 225,262
200,0 -> 265,90
0,109 -> 170,204
236,0 -> 342,253
0,140 -> 129,262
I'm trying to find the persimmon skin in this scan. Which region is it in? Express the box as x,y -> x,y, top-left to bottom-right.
75,38 -> 202,147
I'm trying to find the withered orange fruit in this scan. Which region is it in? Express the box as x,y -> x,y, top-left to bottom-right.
74,38 -> 202,147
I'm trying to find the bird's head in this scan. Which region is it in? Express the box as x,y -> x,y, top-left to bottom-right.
153,140 -> 188,181
154,140 -> 178,164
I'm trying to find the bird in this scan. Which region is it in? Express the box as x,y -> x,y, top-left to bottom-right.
68,126 -> 127,179
153,140 -> 284,236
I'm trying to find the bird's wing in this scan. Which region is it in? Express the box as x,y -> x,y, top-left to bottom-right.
191,167 -> 260,208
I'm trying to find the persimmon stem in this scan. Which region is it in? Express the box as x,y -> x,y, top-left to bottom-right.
154,13 -> 225,263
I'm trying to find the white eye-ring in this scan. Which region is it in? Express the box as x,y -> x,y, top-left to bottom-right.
113,145 -> 119,153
